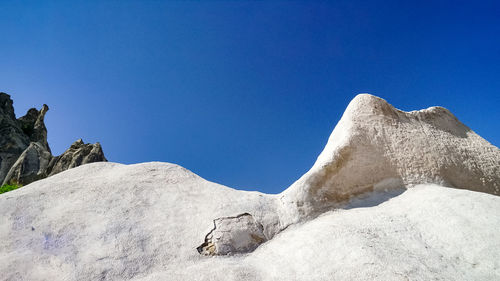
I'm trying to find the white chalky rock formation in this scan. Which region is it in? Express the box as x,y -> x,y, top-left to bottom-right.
0,94 -> 499,281
277,94 -> 500,228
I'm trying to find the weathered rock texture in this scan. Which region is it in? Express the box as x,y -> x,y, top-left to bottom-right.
0,92 -> 107,186
197,213 -> 267,256
0,94 -> 499,280
197,94 -> 500,255
17,104 -> 50,151
278,94 -> 500,227
1,163 -> 499,281
3,142 -> 52,185
0,93 -> 31,183
47,139 -> 107,177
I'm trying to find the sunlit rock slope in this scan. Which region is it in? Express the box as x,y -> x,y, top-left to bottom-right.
278,94 -> 500,227
0,94 -> 499,281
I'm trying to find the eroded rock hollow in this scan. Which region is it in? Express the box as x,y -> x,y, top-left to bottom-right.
197,213 -> 267,256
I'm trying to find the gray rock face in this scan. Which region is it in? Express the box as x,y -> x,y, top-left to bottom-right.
0,93 -> 30,183
3,142 -> 52,185
0,92 -> 107,186
47,139 -> 107,177
17,104 -> 50,152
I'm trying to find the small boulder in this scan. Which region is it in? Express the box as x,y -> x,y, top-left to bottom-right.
197,213 -> 267,256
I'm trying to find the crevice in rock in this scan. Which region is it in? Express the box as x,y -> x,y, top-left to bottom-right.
197,213 -> 267,256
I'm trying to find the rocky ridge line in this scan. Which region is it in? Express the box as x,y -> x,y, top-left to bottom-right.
0,92 -> 107,186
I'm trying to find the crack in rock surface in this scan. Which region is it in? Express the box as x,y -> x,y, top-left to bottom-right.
197,213 -> 267,256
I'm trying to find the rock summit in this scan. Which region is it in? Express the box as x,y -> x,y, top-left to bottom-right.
0,92 -> 107,186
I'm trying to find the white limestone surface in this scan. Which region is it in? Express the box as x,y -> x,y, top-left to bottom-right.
1,162 -> 499,281
0,162 -> 278,281
278,94 -> 500,227
1,94 -> 499,281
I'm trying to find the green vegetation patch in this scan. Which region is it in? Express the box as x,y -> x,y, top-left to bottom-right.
0,183 -> 22,194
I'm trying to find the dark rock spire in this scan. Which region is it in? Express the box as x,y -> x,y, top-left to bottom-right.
0,92 -> 107,186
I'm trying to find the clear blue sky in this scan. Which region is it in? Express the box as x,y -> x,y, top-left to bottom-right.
1,1 -> 499,193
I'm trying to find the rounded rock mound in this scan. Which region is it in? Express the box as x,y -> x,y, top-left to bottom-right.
278,94 -> 500,226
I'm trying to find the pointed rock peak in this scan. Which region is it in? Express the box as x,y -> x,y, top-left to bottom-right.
348,93 -> 392,108
350,93 -> 388,104
342,93 -> 402,120
41,104 -> 49,114
278,94 -> 500,227
69,139 -> 105,150
94,142 -> 103,149
36,105 -> 49,126
0,92 -> 12,103
49,138 -> 107,177
346,94 -> 461,121
0,92 -> 16,119
20,104 -> 49,121
72,138 -> 84,146
23,108 -> 39,119
17,104 -> 50,152
34,104 -> 49,125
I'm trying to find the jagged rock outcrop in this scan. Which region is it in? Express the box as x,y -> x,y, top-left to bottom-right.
278,94 -> 500,227
0,92 -> 107,186
17,104 -> 50,152
3,142 -> 52,185
47,139 -> 107,177
0,93 -> 30,182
